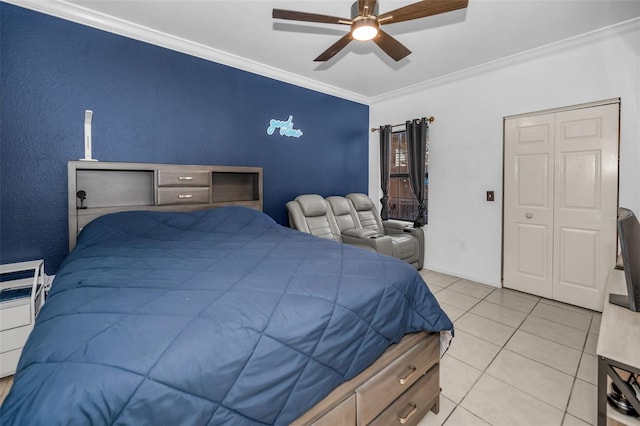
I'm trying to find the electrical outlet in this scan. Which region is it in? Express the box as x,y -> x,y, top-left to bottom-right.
458,240 -> 466,251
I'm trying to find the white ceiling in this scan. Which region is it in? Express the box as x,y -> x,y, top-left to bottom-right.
9,0 -> 640,102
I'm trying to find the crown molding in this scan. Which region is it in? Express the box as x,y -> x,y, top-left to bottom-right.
370,17 -> 640,105
4,1 -> 639,107
3,0 -> 370,105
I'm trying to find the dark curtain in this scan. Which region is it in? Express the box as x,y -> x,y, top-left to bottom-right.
406,118 -> 429,227
379,125 -> 392,220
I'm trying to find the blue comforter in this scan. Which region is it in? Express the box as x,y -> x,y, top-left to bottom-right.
1,207 -> 452,425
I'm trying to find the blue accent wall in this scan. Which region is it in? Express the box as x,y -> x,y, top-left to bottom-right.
0,4 -> 369,273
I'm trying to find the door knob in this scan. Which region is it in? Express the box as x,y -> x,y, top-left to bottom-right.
525,212 -> 533,219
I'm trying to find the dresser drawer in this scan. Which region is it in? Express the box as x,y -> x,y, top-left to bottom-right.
157,170 -> 210,187
369,364 -> 439,426
0,302 -> 31,331
0,347 -> 23,378
157,187 -> 210,205
356,334 -> 438,424
0,324 -> 32,353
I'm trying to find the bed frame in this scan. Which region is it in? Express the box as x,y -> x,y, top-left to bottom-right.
67,161 -> 442,425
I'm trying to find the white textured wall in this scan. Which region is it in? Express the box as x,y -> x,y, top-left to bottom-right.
369,24 -> 640,287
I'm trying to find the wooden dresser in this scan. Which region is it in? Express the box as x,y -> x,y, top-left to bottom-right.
68,161 -> 262,250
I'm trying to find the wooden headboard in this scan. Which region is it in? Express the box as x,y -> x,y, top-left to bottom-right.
68,161 -> 263,251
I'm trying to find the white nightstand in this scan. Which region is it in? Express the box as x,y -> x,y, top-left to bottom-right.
0,260 -> 46,378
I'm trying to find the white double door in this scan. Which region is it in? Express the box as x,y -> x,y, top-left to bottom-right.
503,101 -> 619,311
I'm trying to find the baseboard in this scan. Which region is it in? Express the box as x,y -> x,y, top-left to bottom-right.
423,266 -> 501,288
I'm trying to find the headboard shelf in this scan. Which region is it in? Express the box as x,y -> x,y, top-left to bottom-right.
212,171 -> 261,202
68,161 -> 263,250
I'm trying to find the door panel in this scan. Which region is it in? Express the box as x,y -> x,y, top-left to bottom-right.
562,117 -> 602,140
516,224 -> 548,278
503,114 -> 555,298
517,154 -> 550,207
560,151 -> 601,209
557,227 -> 598,289
552,104 -> 619,310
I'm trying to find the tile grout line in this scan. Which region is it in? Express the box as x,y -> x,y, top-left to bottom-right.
444,280 -> 594,335
424,273 -> 601,425
560,315 -> 596,425
442,287 -> 529,426
446,291 -> 594,426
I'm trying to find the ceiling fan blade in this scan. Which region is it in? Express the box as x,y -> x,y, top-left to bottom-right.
373,30 -> 411,61
378,0 -> 468,24
314,33 -> 353,62
358,0 -> 377,16
273,9 -> 351,25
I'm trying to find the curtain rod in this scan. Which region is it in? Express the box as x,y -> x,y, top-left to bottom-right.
370,116 -> 435,132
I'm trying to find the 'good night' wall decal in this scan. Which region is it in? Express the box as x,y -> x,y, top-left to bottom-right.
267,115 -> 303,138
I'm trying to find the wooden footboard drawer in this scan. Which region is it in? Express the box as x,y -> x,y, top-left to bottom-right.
157,187 -> 210,205
368,364 -> 439,426
356,334 -> 438,424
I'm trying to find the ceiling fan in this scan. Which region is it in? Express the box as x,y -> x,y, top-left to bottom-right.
273,0 -> 469,62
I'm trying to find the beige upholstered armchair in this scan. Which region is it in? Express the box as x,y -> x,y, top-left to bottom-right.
346,193 -> 424,269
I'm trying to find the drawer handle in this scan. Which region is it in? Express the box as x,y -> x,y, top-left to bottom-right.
398,364 -> 417,385
398,401 -> 417,424
178,176 -> 193,181
178,194 -> 193,199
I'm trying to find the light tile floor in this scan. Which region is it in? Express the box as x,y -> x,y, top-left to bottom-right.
418,269 -> 602,426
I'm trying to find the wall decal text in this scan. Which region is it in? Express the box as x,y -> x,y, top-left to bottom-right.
267,115 -> 303,138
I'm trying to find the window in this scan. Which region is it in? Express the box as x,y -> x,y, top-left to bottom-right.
388,130 -> 428,222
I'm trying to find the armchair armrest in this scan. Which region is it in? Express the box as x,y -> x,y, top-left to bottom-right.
342,234 -> 393,257
382,222 -> 425,270
342,228 -> 379,239
382,221 -> 413,235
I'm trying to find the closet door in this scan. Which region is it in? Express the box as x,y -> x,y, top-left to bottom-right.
552,104 -> 619,310
503,101 -> 619,311
503,113 -> 555,299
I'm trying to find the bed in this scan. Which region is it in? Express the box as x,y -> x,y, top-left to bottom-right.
1,164 -> 453,425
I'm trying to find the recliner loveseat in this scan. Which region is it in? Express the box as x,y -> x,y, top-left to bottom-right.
286,193 -> 424,269
286,194 -> 392,254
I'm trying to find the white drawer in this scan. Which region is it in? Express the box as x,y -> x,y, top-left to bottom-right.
0,324 -> 32,353
0,347 -> 23,378
0,303 -> 31,331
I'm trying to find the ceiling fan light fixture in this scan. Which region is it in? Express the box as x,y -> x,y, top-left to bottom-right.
351,17 -> 379,41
